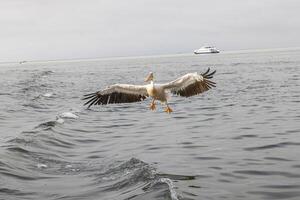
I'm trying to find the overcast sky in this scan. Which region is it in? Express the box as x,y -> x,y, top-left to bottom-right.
1,0 -> 300,62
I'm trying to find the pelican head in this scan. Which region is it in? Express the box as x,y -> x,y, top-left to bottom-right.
144,72 -> 154,82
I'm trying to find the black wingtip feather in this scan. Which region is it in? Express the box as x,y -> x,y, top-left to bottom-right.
172,68 -> 216,97
202,67 -> 210,76
88,97 -> 99,108
83,95 -> 98,106
82,95 -> 95,100
83,91 -> 148,108
202,68 -> 216,79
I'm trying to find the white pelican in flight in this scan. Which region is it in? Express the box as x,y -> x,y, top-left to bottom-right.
83,68 -> 216,113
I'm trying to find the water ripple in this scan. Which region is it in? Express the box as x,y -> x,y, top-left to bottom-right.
244,142 -> 300,151
233,170 -> 300,178
247,191 -> 300,199
1,50 -> 300,200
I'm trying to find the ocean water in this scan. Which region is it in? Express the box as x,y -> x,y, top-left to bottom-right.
0,49 -> 300,200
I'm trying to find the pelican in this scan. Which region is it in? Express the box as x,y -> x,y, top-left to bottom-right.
83,68 -> 216,113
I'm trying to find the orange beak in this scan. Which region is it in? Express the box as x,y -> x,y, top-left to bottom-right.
144,73 -> 153,82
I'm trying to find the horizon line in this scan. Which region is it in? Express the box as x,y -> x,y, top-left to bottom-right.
1,46 -> 300,65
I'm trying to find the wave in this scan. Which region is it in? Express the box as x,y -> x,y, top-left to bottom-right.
58,112 -> 79,119
42,92 -> 54,98
16,70 -> 54,97
159,178 -> 179,200
244,142 -> 300,151
92,158 -> 181,200
0,149 -> 182,200
231,60 -> 298,66
35,121 -> 57,129
247,191 -> 300,199
34,118 -> 64,130
233,170 -> 300,178
22,103 -> 48,109
2,123 -> 181,199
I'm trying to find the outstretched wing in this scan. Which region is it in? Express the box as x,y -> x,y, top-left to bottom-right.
83,84 -> 148,108
161,68 -> 216,97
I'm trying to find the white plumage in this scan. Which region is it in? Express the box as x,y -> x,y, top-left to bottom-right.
83,68 -> 216,113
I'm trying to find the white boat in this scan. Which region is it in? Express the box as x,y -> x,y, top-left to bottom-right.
194,46 -> 220,54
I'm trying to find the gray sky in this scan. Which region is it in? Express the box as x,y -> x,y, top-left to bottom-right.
1,0 -> 300,62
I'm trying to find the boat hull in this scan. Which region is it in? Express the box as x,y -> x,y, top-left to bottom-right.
194,51 -> 219,54
194,46 -> 220,54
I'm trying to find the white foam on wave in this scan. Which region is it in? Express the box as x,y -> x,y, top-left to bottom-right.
59,112 -> 79,119
55,117 -> 65,124
43,92 -> 53,97
37,163 -> 48,169
159,178 -> 179,200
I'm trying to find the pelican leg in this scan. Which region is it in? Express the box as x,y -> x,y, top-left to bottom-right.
149,99 -> 156,110
164,103 -> 173,113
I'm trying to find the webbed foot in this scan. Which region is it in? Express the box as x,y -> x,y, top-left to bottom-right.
149,103 -> 156,110
164,106 -> 173,113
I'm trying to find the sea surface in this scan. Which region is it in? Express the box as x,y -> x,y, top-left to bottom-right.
0,49 -> 300,200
